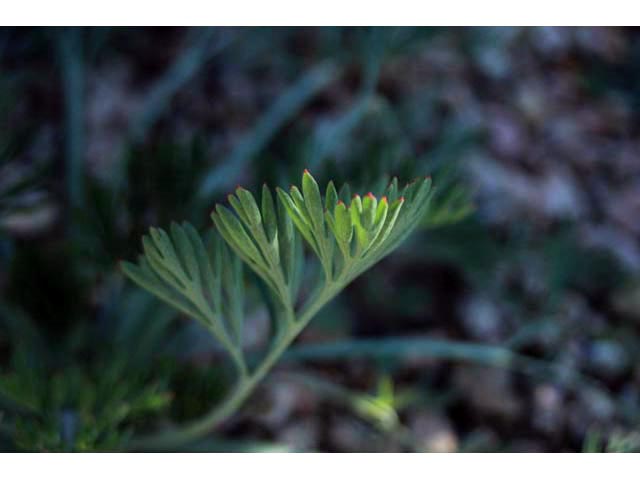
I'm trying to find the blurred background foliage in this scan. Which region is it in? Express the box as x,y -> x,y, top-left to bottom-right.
1,26 -> 640,452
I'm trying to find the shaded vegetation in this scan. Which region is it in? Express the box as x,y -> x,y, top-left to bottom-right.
0,27 -> 639,452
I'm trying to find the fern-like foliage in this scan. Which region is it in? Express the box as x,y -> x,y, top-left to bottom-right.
121,170 -> 434,448
122,226 -> 248,374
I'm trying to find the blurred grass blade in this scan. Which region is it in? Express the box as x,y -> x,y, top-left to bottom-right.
284,336 -> 601,391
285,336 -> 514,366
129,28 -> 233,142
197,61 -> 338,199
56,28 -> 85,215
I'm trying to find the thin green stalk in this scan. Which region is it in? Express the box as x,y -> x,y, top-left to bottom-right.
128,279 -> 341,451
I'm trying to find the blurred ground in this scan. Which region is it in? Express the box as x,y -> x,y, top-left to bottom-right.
1,27 -> 640,452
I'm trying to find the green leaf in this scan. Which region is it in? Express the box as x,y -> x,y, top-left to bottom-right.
230,187 -> 280,271
149,227 -> 187,284
302,169 -> 325,235
367,196 -> 389,247
186,224 -> 220,315
121,259 -> 200,320
142,235 -> 186,291
170,222 -> 199,284
349,195 -> 369,251
367,196 -> 405,254
122,224 -> 245,374
123,171 -> 454,449
325,181 -> 338,211
276,187 -> 319,255
235,186 -> 263,228
277,191 -> 297,288
326,201 -> 352,260
362,193 -> 377,230
212,205 -> 264,267
289,186 -> 310,222
261,184 -> 278,243
334,201 -> 353,245
227,194 -> 251,226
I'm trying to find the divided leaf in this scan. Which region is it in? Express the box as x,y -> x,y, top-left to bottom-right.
121,223 -> 243,360
212,185 -> 299,305
121,170 -> 448,436
282,170 -> 434,281
122,171 -> 436,381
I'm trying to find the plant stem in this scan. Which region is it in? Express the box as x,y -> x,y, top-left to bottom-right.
129,280 -> 343,451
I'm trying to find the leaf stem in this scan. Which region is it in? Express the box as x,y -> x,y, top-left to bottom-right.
129,279 -> 343,451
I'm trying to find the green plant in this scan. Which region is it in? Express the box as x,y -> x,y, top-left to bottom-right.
0,295 -> 173,452
121,170 -> 434,449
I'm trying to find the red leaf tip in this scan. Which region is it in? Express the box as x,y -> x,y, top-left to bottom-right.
303,168 -> 310,175
366,192 -> 375,199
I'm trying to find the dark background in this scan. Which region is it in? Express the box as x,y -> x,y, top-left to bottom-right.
1,27 -> 640,452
